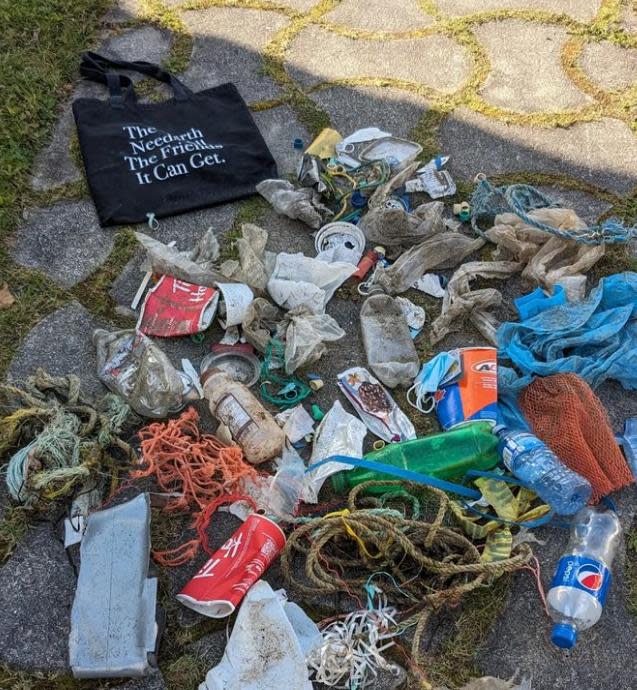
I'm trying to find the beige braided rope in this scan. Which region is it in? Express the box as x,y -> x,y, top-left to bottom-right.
281,480 -> 532,663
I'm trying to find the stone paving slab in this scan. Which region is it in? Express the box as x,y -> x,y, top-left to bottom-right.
12,201 -> 114,288
309,85 -> 429,139
0,524 -> 75,671
8,302 -> 106,399
474,21 -> 593,112
253,106 -> 311,176
286,26 -> 471,91
435,0 -> 602,22
323,0 -> 434,31
439,107 -> 637,193
179,7 -> 287,103
579,40 -> 637,92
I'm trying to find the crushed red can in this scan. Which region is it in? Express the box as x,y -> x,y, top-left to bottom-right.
176,513 -> 286,618
138,275 -> 218,337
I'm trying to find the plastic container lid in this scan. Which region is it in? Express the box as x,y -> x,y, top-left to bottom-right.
551,623 -> 577,649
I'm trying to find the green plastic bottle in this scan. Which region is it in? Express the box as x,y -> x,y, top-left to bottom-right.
330,421 -> 499,495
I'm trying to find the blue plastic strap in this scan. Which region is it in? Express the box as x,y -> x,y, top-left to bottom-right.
305,455 -> 482,500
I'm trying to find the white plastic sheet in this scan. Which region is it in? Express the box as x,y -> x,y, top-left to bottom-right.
302,400 -> 367,503
198,581 -> 321,690
267,253 -> 355,314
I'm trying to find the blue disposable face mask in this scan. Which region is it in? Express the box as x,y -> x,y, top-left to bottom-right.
406,351 -> 460,413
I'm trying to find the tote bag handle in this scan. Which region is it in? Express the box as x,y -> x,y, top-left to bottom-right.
79,51 -> 192,106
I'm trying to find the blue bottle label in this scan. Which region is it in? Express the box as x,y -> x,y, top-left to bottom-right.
551,555 -> 612,604
498,432 -> 544,471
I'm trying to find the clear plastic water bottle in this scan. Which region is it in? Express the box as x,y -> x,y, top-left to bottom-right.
548,507 -> 622,649
494,427 -> 592,515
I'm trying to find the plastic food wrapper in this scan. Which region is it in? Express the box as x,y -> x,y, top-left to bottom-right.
405,156 -> 456,199
335,127 -> 391,168
242,297 -> 286,352
219,223 -> 274,292
198,580 -> 321,690
284,309 -> 345,373
267,252 -> 356,314
256,179 -> 332,229
94,328 -> 188,418
396,296 -> 426,336
358,200 -> 445,247
267,444 -> 307,520
431,261 -> 523,345
413,272 -> 446,298
337,367 -> 416,442
359,136 -> 422,172
69,494 -> 158,678
360,295 -> 419,388
275,405 -> 315,444
374,233 -> 484,295
135,229 -> 225,287
138,276 -> 219,337
497,272 -> 637,391
305,127 -> 342,159
302,400 -> 367,503
485,208 -> 604,290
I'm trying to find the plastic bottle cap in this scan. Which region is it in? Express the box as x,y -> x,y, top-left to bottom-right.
351,191 -> 367,208
293,138 -> 304,150
551,623 -> 577,649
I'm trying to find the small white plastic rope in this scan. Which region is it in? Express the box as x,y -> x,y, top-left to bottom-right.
307,595 -> 402,689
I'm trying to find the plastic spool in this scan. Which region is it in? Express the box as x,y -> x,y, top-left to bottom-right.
315,222 -> 366,258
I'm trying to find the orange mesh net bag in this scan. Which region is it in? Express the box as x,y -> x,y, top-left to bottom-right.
519,373 -> 633,503
132,406 -> 260,565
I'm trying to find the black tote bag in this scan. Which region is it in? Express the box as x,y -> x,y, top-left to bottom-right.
72,52 -> 277,226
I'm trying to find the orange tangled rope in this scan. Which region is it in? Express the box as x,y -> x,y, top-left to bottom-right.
133,407 -> 259,566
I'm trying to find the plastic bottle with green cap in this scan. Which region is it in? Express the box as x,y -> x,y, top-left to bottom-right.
330,421 -> 499,495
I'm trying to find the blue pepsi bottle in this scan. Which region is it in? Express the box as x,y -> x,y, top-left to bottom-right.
494,427 -> 592,515
549,507 -> 621,648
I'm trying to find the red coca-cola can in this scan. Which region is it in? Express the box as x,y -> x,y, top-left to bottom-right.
176,513 -> 286,617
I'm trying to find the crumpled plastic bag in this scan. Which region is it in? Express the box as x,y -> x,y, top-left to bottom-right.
375,233 -> 485,295
285,309 -> 345,373
358,200 -> 445,247
241,297 -> 286,352
267,253 -> 356,313
498,272 -> 637,390
94,329 -> 186,418
135,229 -> 225,287
431,261 -> 523,345
360,294 -> 419,387
198,580 -> 321,690
486,208 -> 604,289
219,223 -> 274,291
302,400 -> 367,503
257,179 -> 333,229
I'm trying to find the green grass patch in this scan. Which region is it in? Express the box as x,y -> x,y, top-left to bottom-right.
626,525 -> 637,618
0,0 -> 112,375
0,506 -> 30,564
425,576 -> 512,688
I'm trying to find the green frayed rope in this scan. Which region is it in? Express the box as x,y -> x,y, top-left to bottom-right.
471,175 -> 636,245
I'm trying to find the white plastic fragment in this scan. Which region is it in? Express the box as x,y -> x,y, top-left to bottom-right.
302,400 -> 367,503
198,580 -> 321,690
412,273 -> 445,298
69,494 -> 158,678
